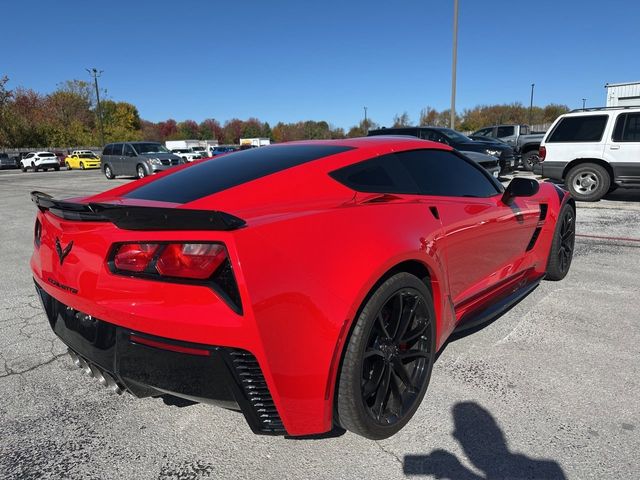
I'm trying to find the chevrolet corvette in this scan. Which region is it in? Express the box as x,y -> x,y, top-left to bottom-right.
30,137 -> 575,439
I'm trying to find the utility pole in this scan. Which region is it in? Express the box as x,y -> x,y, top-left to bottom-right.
87,68 -> 105,146
450,0 -> 459,129
529,83 -> 535,126
582,98 -> 587,109
363,106 -> 368,133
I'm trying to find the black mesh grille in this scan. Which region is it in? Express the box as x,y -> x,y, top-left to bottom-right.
228,350 -> 285,434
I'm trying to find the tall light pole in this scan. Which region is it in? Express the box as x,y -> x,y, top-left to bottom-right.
582,98 -> 587,109
450,0 -> 459,129
363,106 -> 368,133
529,83 -> 535,126
87,68 -> 105,146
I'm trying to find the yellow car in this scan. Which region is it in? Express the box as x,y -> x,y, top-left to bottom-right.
65,152 -> 101,170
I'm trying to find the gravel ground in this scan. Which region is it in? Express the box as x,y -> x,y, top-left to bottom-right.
1,168 -> 638,480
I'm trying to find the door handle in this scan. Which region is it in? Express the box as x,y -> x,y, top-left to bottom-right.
610,145 -> 620,150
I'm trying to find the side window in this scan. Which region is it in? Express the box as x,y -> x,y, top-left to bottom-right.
397,149 -> 500,198
419,130 -> 447,144
475,128 -> 492,137
329,154 -> 419,194
612,113 -> 640,142
496,126 -> 515,138
111,144 -> 123,156
123,144 -> 136,156
547,115 -> 608,142
103,144 -> 113,156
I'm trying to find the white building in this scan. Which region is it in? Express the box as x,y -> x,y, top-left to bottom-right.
605,81 -> 640,107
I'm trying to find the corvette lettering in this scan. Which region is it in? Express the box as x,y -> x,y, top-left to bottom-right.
47,277 -> 78,294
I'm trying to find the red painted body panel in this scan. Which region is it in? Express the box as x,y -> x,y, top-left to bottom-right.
30,137 -> 568,436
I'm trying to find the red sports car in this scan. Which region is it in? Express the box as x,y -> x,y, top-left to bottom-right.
30,137 -> 575,439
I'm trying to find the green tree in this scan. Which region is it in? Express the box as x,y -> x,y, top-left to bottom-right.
101,100 -> 142,142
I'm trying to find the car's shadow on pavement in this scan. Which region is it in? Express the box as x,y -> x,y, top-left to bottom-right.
403,401 -> 566,479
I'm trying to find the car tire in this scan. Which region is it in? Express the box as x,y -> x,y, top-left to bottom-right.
565,163 -> 610,202
521,151 -> 539,172
80,162 -> 85,170
104,164 -> 115,180
54,166 -> 60,171
136,164 -> 146,179
32,162 -> 38,172
21,164 -> 27,172
336,272 -> 436,440
546,203 -> 576,281
65,162 -> 71,170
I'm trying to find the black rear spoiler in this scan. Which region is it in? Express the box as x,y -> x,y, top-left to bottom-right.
31,191 -> 246,231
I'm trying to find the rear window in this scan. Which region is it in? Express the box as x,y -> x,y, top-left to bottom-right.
612,113 -> 640,142
39,153 -> 55,157
330,149 -> 500,197
125,144 -> 354,204
496,126 -> 515,137
548,115 -> 608,142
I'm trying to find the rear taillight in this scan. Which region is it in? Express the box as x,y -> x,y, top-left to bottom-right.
113,243 -> 159,272
156,243 -> 227,279
539,146 -> 546,162
109,242 -> 241,312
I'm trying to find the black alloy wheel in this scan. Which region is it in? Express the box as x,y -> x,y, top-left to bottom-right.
521,151 -> 539,171
361,289 -> 432,424
546,203 -> 576,281
337,272 -> 436,439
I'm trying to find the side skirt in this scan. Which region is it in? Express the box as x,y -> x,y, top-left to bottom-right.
453,276 -> 543,333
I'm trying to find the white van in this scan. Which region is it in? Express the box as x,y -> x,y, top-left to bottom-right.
535,106 -> 640,201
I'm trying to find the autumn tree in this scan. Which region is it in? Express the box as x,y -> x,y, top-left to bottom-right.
419,107 -> 438,126
101,100 -> 142,142
199,118 -> 223,141
158,119 -> 178,139
392,112 -> 411,127
176,120 -> 199,139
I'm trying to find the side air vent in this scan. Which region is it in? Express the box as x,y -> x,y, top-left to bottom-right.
539,204 -> 548,221
526,227 -> 542,251
228,350 -> 286,434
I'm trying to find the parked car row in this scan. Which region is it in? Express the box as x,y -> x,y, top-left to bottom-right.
471,124 -> 545,171
368,127 -> 516,177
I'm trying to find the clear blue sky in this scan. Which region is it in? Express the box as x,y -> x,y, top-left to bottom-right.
2,0 -> 638,129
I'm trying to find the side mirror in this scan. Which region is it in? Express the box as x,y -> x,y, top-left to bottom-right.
502,177 -> 539,204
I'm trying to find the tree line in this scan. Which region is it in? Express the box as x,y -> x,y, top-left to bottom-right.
0,75 -> 570,149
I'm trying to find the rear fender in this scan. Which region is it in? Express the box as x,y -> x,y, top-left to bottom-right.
233,200 -> 449,435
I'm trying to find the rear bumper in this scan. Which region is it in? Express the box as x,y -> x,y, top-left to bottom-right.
35,281 -> 286,435
534,161 -> 567,180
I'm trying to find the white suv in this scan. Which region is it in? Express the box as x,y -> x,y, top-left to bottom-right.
170,149 -> 202,162
535,107 -> 640,201
20,151 -> 60,172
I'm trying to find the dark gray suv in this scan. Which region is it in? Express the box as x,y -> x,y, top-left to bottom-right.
102,142 -> 183,179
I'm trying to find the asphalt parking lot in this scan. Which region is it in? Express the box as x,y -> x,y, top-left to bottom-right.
1,168 -> 639,480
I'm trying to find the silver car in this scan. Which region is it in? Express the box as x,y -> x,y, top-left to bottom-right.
101,142 -> 183,179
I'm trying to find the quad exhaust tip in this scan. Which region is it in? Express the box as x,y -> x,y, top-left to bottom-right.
67,348 -> 124,395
